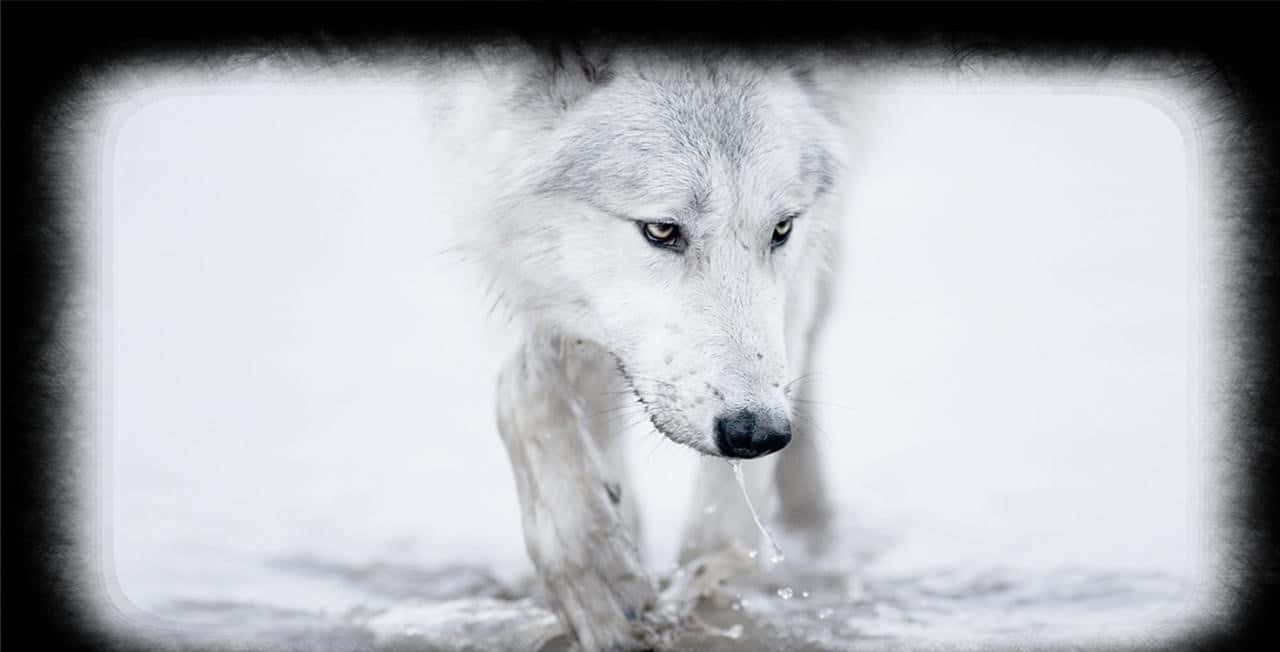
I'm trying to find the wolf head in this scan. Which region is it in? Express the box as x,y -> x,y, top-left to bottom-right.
467,43 -> 847,458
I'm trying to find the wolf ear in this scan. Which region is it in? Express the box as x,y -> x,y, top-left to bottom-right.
786,55 -> 844,126
550,39 -> 613,85
536,37 -> 615,110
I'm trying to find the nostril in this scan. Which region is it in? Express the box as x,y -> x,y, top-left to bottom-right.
765,420 -> 792,454
714,410 -> 791,458
715,411 -> 757,451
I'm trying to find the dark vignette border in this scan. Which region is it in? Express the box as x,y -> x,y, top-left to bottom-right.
2,2 -> 1276,650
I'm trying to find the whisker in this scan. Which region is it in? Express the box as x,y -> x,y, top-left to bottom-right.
783,371 -> 826,391
619,415 -> 653,433
791,413 -> 832,438
643,431 -> 668,464
592,402 -> 643,417
627,379 -> 680,390
601,409 -> 650,430
790,397 -> 858,413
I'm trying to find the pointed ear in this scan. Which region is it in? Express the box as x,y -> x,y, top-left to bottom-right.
550,39 -> 613,85
534,37 -> 615,110
785,54 -> 844,126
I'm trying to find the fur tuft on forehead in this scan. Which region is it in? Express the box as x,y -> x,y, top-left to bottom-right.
521,53 -> 841,226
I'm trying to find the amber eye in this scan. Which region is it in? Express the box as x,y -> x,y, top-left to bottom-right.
772,217 -> 794,247
640,222 -> 682,250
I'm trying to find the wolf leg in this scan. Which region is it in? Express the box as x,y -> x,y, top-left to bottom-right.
496,335 -> 668,651
772,392 -> 835,556
775,267 -> 838,557
577,350 -> 645,551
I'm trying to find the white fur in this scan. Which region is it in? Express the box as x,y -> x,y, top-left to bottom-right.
436,42 -> 850,650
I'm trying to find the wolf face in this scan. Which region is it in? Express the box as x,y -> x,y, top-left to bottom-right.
474,47 -> 846,457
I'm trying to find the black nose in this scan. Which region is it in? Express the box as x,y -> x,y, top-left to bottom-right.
714,410 -> 792,459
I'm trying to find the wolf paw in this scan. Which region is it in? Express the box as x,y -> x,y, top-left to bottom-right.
543,560 -> 670,651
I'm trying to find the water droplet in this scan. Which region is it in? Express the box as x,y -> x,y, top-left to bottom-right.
777,587 -> 794,600
817,607 -> 834,620
747,549 -> 759,559
801,590 -> 811,599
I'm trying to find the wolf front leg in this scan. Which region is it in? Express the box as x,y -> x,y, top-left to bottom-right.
496,337 -> 670,651
772,393 -> 835,556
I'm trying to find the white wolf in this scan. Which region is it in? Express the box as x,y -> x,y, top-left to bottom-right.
433,40 -> 854,650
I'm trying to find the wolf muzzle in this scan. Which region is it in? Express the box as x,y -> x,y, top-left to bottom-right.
713,409 -> 791,458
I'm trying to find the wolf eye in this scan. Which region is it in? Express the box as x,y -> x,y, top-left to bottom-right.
640,222 -> 683,250
771,217 -> 794,247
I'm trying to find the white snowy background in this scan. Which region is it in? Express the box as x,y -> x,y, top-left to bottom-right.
94,70 -> 1215,639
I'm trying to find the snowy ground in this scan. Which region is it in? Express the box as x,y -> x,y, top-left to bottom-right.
88,66 -> 1218,649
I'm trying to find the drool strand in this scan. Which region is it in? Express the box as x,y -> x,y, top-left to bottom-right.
728,460 -> 785,564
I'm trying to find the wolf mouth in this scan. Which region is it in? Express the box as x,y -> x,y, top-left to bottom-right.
608,351 -> 708,454
609,354 -> 662,431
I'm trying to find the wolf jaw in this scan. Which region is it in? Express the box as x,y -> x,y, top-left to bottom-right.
610,351 -> 719,456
